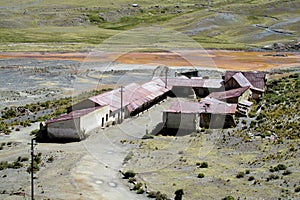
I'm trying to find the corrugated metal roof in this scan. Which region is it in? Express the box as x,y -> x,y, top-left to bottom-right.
167,78 -> 223,89
231,72 -> 253,88
164,98 -> 237,114
46,106 -> 105,124
163,101 -> 203,114
200,97 -> 237,114
225,71 -> 266,90
208,87 -> 250,100
89,78 -> 170,113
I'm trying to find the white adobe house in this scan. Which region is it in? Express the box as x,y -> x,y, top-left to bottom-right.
46,105 -> 111,141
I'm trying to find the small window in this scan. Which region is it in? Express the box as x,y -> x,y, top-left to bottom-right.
106,114 -> 108,121
101,117 -> 104,127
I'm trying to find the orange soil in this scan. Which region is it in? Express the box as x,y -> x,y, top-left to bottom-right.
0,50 -> 299,71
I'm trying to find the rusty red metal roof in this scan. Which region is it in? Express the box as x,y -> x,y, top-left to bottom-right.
200,97 -> 237,114
167,77 -> 223,89
208,87 -> 250,100
225,71 -> 266,90
164,97 -> 237,114
89,78 -> 170,113
163,101 -> 203,114
46,106 -> 105,124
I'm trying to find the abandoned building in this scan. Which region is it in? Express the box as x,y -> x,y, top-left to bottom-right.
43,70 -> 267,140
45,105 -> 110,141
163,97 -> 237,131
72,78 -> 169,122
224,71 -> 266,100
167,77 -> 224,98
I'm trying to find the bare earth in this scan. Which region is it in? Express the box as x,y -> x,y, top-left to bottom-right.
1,50 -> 299,70
0,50 -> 299,199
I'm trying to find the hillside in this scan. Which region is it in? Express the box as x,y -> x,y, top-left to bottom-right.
0,0 -> 299,52
122,72 -> 300,199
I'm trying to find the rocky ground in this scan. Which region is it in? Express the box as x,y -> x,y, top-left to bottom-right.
0,51 -> 299,199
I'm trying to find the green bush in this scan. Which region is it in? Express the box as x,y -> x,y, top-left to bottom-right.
199,162 -> 208,168
295,187 -> 300,193
282,170 -> 292,176
132,182 -> 143,190
47,156 -> 54,163
123,170 -> 136,179
222,196 -> 235,200
197,173 -> 205,178
248,176 -> 255,181
236,172 -> 245,178
136,188 -> 144,194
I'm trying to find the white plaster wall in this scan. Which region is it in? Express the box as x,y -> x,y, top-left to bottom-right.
80,106 -> 110,133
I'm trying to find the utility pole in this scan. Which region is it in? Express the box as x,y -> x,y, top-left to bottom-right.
30,138 -> 37,200
120,86 -> 124,123
165,67 -> 168,89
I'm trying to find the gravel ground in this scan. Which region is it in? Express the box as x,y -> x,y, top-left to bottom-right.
0,98 -> 172,200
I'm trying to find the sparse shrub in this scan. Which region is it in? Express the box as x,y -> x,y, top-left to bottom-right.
267,174 -> 279,181
157,193 -> 168,200
197,173 -> 205,178
236,172 -> 245,178
30,129 -> 39,136
245,170 -> 250,174
47,156 -> 54,163
282,170 -> 292,176
277,164 -> 287,170
222,196 -> 235,200
147,191 -> 157,198
271,164 -> 287,172
20,157 -> 29,162
123,170 -> 136,179
27,161 -> 39,173
295,186 -> 300,193
136,187 -> 144,194
199,162 -> 208,168
132,182 -> 143,190
128,177 -> 136,183
248,176 -> 255,181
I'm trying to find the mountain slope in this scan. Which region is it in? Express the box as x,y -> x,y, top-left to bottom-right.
0,0 -> 299,51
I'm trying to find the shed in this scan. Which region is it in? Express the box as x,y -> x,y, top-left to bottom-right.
163,97 -> 237,131
46,105 -> 110,141
163,101 -> 202,131
224,71 -> 266,100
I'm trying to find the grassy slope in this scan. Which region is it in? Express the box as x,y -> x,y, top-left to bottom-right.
0,0 -> 299,51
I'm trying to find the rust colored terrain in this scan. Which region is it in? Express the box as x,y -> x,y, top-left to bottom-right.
0,50 -> 299,71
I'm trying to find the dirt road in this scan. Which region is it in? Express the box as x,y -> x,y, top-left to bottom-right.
0,98 -> 171,200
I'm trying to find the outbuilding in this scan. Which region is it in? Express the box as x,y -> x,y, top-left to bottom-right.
45,105 -> 111,141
